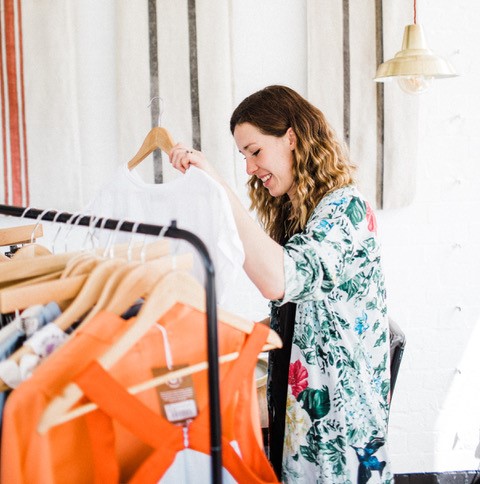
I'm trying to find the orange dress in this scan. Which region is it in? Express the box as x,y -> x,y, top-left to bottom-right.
75,323 -> 278,483
1,304 -> 277,483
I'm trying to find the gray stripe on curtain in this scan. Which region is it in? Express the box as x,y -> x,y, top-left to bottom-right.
148,0 -> 201,181
347,0 -> 379,209
375,0 -> 385,208
148,0 -> 163,183
307,0 -> 418,210
343,0 -> 350,147
188,0 -> 201,151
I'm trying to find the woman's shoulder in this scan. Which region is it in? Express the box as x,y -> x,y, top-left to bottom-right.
308,185 -> 376,229
315,185 -> 365,214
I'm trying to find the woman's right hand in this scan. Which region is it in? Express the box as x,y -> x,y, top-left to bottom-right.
169,143 -> 221,183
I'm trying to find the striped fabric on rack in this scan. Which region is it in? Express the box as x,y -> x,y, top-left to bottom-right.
0,0 -> 29,206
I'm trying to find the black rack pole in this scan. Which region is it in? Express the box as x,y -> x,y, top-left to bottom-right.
0,204 -> 223,484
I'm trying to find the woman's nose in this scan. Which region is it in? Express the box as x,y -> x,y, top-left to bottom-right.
246,158 -> 258,176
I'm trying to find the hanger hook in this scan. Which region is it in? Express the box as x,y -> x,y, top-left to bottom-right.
147,96 -> 165,126
127,221 -> 141,262
100,218 -> 114,258
50,211 -> 69,254
93,216 -> 110,257
69,213 -> 87,252
102,218 -> 125,259
107,219 -> 126,259
138,223 -> 168,264
91,216 -> 108,246
63,212 -> 84,253
161,221 -> 177,269
139,232 -> 152,264
20,206 -> 33,220
30,208 -> 53,244
158,224 -> 169,239
81,214 -> 99,251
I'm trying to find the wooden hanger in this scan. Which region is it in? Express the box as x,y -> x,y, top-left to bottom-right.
80,263 -> 135,321
82,253 -> 194,325
0,270 -> 63,291
37,270 -> 282,433
51,258 -> 128,332
92,269 -> 281,368
0,258 -> 127,393
0,223 -> 44,247
0,240 -> 170,320
127,127 -> 175,170
8,208 -> 54,258
62,256 -> 100,278
39,351 -> 242,432
0,274 -> 88,314
0,250 -> 81,285
0,240 -> 176,391
11,243 -> 52,260
0,239 -> 169,287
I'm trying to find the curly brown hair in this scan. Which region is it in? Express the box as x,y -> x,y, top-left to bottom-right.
230,85 -> 356,243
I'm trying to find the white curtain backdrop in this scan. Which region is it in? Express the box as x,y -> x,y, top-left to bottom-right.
21,0 -> 131,210
306,0 -> 419,210
382,1 -> 420,210
19,0 -> 238,210
157,0 -> 237,188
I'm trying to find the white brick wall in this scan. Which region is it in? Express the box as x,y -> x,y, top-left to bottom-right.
1,0 -> 475,476
231,0 -> 480,474
376,0 -> 480,472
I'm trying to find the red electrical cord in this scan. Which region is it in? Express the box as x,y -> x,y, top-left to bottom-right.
413,0 -> 417,24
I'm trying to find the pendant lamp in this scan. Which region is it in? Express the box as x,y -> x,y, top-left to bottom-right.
374,0 -> 458,94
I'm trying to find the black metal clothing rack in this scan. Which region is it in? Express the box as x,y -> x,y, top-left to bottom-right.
0,204 -> 223,484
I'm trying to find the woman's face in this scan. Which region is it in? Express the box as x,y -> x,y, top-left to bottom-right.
233,122 -> 296,199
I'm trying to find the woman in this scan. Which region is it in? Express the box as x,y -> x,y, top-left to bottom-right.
170,85 -> 392,483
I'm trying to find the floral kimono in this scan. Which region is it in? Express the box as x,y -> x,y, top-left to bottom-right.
268,185 -> 393,483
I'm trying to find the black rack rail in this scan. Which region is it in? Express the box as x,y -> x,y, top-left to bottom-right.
0,204 -> 223,483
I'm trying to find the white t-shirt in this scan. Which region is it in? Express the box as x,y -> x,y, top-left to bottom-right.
85,164 -> 267,318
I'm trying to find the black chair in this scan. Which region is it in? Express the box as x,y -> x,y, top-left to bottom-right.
389,317 -> 406,398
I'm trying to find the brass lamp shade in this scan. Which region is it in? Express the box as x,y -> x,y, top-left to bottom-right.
374,24 -> 458,81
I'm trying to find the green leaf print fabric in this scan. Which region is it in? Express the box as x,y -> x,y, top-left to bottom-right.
270,186 -> 393,483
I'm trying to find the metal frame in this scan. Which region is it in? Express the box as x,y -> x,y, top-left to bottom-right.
0,204 -> 223,483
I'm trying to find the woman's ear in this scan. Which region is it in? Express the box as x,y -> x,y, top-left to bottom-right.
286,127 -> 297,150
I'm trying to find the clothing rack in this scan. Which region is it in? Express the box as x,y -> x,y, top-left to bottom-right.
0,203 -> 224,484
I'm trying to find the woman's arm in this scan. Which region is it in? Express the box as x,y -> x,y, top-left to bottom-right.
169,144 -> 285,300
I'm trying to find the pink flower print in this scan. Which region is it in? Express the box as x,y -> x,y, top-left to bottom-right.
366,202 -> 377,234
289,360 -> 308,398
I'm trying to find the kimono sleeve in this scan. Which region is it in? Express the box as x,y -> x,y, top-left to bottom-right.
274,212 -> 354,305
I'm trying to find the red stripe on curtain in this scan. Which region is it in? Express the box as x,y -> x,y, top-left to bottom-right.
0,8 -> 9,202
0,0 -> 29,205
4,0 -> 22,205
17,0 -> 29,206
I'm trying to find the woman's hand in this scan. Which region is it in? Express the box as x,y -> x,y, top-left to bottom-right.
169,143 -> 220,182
169,146 -> 285,300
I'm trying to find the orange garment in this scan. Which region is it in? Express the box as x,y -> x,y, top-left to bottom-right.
1,311 -> 135,484
75,323 -> 278,483
1,304 -> 273,483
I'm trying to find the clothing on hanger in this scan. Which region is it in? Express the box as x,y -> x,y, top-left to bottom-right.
37,269 -> 281,434
74,323 -> 278,483
1,305 -> 278,483
84,164 -> 267,319
0,205 -> 274,484
0,241 -> 178,393
0,303 -> 61,450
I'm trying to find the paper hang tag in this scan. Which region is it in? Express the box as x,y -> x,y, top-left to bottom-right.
152,365 -> 199,424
